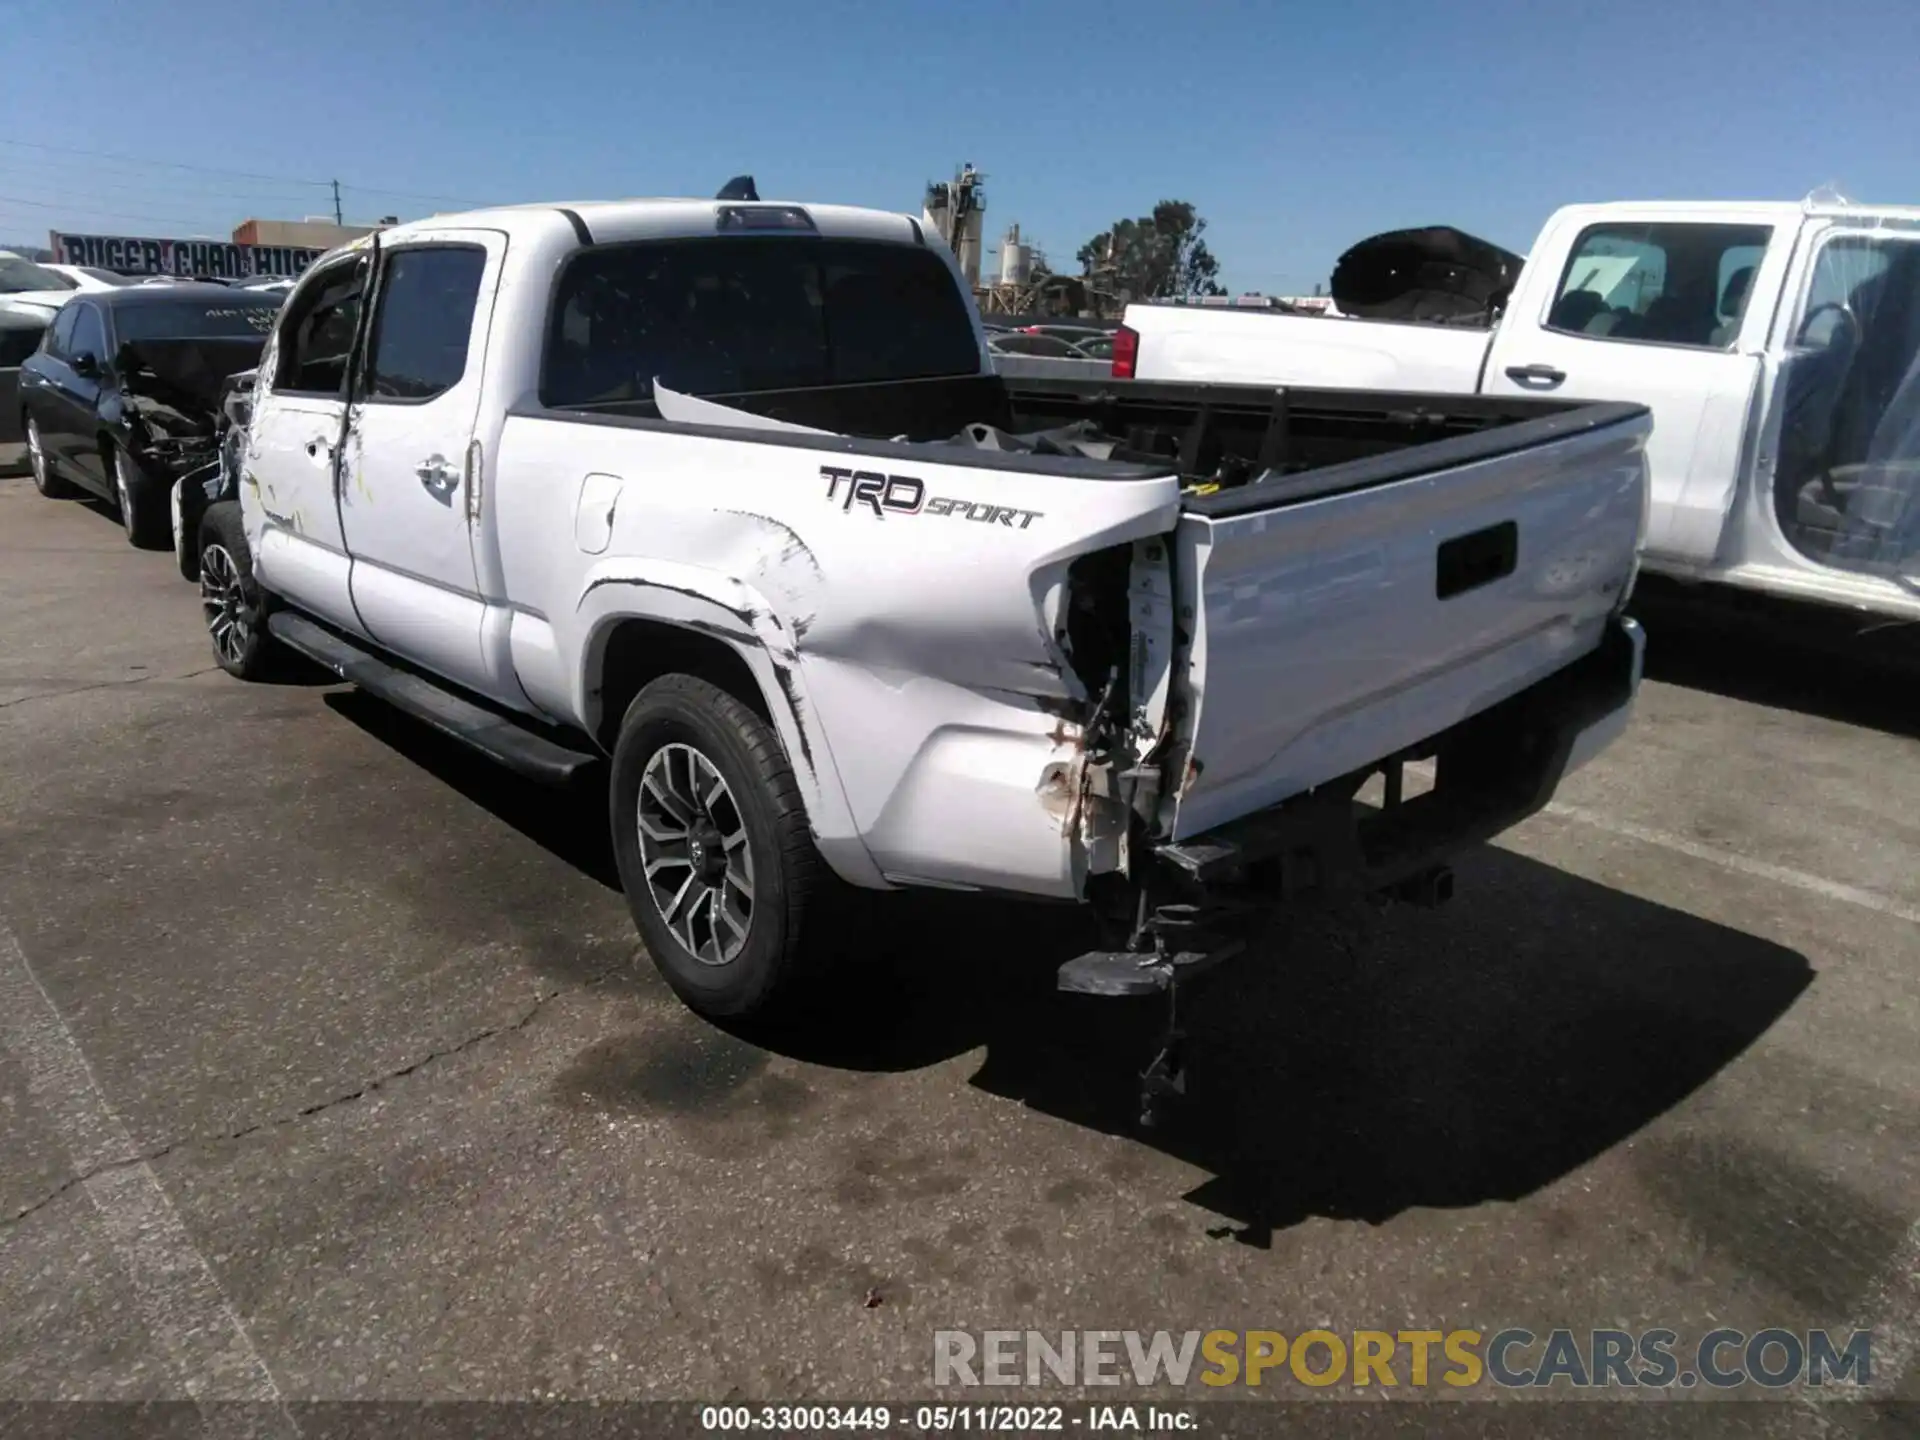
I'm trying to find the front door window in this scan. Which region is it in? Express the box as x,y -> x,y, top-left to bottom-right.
1775,234 -> 1920,577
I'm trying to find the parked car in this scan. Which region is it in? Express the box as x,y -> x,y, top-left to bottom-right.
0,309 -> 50,467
1022,322 -> 1117,346
986,331 -> 1085,358
0,251 -> 79,322
43,264 -> 134,291
18,284 -> 279,546
192,193 -> 1646,1113
1121,199 -> 1920,621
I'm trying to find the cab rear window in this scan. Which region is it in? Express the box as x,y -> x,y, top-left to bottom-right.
540,237 -> 981,409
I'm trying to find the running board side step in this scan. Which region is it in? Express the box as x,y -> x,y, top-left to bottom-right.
266,612 -> 599,785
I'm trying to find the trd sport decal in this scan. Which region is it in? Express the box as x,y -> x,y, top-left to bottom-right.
821,467 -> 1043,530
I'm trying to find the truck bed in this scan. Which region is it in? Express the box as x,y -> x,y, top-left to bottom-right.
998,376 -> 1647,512
558,370 -> 1644,505
537,373 -> 1651,851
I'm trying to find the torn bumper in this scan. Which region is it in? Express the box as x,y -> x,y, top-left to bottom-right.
1158,616 -> 1644,894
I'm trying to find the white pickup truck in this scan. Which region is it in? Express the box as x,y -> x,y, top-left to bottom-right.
191,191 -> 1646,1102
1123,200 -> 1920,622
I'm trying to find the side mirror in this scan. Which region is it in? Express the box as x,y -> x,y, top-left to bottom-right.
70,351 -> 100,380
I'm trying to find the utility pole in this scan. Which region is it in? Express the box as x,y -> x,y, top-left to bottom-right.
331,179 -> 343,226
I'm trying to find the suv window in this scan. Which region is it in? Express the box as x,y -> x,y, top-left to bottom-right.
274,258 -> 368,395
541,237 -> 980,408
366,246 -> 487,401
68,305 -> 106,364
1547,222 -> 1773,349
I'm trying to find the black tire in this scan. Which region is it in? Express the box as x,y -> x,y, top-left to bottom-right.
26,415 -> 78,498
610,675 -> 822,1020
109,440 -> 170,549
174,481 -> 200,581
198,502 -> 277,680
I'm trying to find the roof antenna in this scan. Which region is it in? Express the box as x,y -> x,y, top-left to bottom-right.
716,175 -> 759,202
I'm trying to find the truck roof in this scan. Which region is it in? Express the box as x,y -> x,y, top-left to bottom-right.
1563,198 -> 1920,225
361,198 -> 928,251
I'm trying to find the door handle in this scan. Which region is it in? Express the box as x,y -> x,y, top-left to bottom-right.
415,456 -> 459,504
305,438 -> 333,460
1505,363 -> 1567,387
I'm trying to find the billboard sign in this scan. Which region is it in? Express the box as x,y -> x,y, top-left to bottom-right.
49,232 -> 327,279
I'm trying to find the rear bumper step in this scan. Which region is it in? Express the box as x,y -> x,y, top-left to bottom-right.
266,612 -> 599,785
1058,617 -> 1642,1001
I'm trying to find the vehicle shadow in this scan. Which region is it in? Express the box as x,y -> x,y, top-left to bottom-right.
321,688 -> 621,889
320,687 -> 1812,1242
1634,577 -> 1920,738
775,848 -> 1813,1243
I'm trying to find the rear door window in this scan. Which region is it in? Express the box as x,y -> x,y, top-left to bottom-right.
541,236 -> 980,408
1547,222 -> 1773,348
365,246 -> 488,401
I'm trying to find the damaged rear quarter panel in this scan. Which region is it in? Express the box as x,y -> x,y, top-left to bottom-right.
492,414 -> 1181,897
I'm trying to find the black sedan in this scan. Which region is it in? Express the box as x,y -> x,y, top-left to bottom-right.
19,284 -> 279,547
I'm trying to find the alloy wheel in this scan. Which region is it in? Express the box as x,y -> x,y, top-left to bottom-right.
636,742 -> 756,966
200,543 -> 252,667
26,418 -> 47,491
115,451 -> 135,535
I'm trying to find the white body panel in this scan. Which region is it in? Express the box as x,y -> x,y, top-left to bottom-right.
235,194 -> 1646,902
1129,198 -> 1920,620
243,392 -> 359,630
339,228 -> 509,697
1170,416 -> 1648,839
1125,304 -> 1488,392
492,413 -> 1181,895
1480,203 -> 1794,568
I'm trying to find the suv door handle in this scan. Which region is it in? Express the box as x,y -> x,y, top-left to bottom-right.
1505,363 -> 1567,387
415,456 -> 459,504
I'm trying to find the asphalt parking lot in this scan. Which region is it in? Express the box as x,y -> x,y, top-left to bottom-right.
1,473 -> 1916,1436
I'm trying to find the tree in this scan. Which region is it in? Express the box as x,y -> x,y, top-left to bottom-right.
1077,200 -> 1225,302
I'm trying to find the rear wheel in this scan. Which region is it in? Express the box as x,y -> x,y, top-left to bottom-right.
198,502 -> 276,680
26,417 -> 76,498
112,442 -> 170,549
610,675 -> 823,1020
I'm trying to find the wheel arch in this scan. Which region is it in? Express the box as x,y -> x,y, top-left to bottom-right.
575,583 -> 882,889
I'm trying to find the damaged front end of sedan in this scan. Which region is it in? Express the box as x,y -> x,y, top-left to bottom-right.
154,359 -> 256,582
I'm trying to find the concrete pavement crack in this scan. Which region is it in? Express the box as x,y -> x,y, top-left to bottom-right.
0,666 -> 221,711
2,967 -> 623,1230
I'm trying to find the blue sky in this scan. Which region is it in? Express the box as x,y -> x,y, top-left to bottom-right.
3,0 -> 1914,292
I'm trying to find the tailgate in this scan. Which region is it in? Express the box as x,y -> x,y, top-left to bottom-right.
1166,402 -> 1649,841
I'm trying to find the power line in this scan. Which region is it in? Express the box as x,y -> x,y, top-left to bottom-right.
0,139 -> 491,213
0,163 -> 331,208
0,193 -> 234,232
342,184 -> 493,208
0,138 -> 331,188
